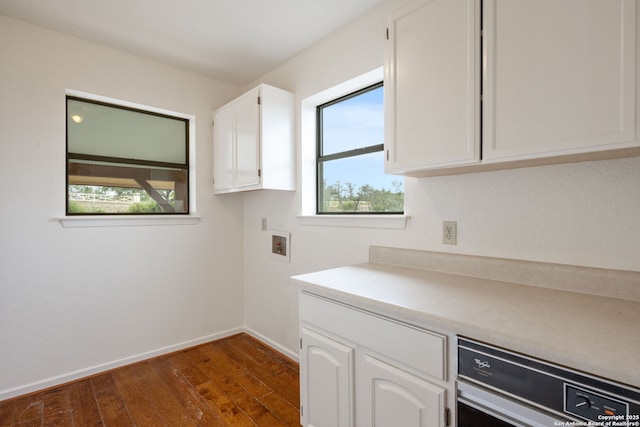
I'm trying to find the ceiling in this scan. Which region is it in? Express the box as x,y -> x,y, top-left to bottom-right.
0,0 -> 385,86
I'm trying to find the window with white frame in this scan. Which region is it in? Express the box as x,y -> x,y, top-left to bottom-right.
316,82 -> 403,214
66,96 -> 190,215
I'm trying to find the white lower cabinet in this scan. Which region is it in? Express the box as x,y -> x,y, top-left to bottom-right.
300,327 -> 354,427
360,355 -> 446,427
299,292 -> 449,427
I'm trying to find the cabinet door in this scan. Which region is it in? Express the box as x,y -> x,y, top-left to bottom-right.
234,88 -> 261,189
213,104 -> 235,192
300,327 -> 354,427
385,0 -> 480,173
483,0 -> 637,161
360,355 -> 445,427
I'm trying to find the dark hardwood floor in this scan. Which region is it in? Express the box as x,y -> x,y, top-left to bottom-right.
0,333 -> 300,426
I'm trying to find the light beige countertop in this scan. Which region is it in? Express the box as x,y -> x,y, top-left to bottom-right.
291,247 -> 640,389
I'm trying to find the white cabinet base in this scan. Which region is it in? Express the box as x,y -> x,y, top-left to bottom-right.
300,327 -> 354,427
360,355 -> 446,427
299,292 -> 449,427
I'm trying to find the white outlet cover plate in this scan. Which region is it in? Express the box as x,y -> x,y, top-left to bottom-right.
443,221 -> 457,245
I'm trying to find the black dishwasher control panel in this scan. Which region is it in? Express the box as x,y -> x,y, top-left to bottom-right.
458,338 -> 640,424
565,383 -> 630,422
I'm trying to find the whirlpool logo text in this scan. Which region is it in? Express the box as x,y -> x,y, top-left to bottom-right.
474,358 -> 491,369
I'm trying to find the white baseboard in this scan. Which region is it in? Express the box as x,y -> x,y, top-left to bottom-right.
243,327 -> 300,362
0,327 -> 244,402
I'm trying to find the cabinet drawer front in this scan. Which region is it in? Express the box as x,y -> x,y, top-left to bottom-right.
300,292 -> 446,381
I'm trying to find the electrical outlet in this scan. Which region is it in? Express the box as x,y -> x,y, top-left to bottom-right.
443,221 -> 457,245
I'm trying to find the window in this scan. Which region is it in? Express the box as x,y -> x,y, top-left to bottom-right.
316,82 -> 403,214
66,96 -> 190,215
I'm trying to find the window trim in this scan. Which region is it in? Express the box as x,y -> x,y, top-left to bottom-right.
296,214 -> 408,229
58,215 -> 201,228
61,89 -> 198,225
297,67 -> 408,229
64,90 -> 193,217
315,81 -> 403,215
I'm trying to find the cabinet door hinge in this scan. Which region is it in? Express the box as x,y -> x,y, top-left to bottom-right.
299,338 -> 302,349
386,27 -> 389,40
386,149 -> 389,161
300,405 -> 304,416
257,96 -> 261,105
445,407 -> 451,426
258,169 -> 262,177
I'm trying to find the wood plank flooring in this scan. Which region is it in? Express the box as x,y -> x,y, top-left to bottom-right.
0,333 -> 300,426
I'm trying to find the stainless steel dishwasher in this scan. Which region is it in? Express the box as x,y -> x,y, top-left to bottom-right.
456,337 -> 640,427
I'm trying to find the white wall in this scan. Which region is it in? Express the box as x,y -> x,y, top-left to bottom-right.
243,0 -> 640,356
0,15 -> 245,399
2,0 -> 639,400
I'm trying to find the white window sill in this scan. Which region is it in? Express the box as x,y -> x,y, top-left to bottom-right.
58,215 -> 201,228
296,215 -> 409,230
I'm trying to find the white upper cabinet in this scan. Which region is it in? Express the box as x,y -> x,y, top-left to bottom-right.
233,89 -> 261,188
385,0 -> 639,176
385,0 -> 480,173
213,101 -> 236,191
483,0 -> 637,161
213,84 -> 295,193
